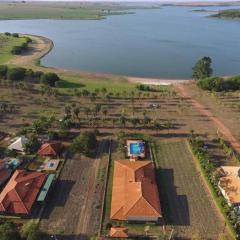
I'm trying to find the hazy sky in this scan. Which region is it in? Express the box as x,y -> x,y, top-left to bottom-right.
11,0 -> 239,2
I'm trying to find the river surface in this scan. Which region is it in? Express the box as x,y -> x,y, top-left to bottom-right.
1,6 -> 240,78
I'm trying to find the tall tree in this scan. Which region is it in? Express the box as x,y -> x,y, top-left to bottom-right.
192,56 -> 213,80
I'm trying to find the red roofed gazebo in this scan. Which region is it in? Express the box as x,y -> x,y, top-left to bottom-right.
38,142 -> 63,157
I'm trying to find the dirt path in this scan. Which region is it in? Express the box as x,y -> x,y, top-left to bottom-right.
176,84 -> 240,154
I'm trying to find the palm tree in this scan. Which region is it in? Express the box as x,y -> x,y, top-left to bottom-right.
119,115 -> 127,128
164,120 -> 172,134
130,117 -> 140,129
73,107 -> 80,122
154,121 -> 162,134
143,115 -> 151,128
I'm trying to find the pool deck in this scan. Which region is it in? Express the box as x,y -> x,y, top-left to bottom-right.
126,140 -> 145,159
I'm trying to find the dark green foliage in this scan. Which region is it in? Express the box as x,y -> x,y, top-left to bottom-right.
0,65 -> 8,79
24,134 -> 41,154
136,84 -> 151,91
7,67 -> 26,81
192,56 -> 213,80
4,32 -> 11,36
212,9 -> 240,19
12,33 -> 19,38
40,72 -> 60,87
197,76 -> 240,92
0,222 -> 21,240
70,131 -> 97,154
11,42 -> 29,55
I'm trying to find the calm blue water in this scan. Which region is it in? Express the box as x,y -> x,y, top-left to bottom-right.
0,6 -> 240,78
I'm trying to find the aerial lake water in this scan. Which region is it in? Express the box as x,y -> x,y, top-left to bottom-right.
1,6 -> 240,79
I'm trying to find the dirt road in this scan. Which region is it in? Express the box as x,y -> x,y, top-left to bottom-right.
176,84 -> 240,154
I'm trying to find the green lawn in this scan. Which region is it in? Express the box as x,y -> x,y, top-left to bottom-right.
58,75 -> 138,94
0,2 -> 131,20
0,34 -> 26,64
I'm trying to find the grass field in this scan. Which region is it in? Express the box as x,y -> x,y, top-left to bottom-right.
0,2 -> 132,20
0,34 -> 26,64
153,139 -> 231,239
59,75 -> 138,94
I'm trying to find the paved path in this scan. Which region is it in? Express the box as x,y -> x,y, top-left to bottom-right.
176,84 -> 240,154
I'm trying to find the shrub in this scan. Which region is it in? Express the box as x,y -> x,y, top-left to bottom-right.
0,222 -> 20,240
136,84 -> 151,91
197,76 -> 240,92
11,46 -> 22,55
7,67 -> 26,81
12,33 -> 19,38
40,72 -> 60,87
4,32 -> 11,36
0,65 -> 8,79
70,132 -> 97,154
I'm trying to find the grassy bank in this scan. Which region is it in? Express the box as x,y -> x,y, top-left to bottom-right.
0,2 -> 133,20
211,9 -> 240,19
0,33 -> 27,64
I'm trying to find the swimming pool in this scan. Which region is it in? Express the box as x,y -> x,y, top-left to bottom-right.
130,142 -> 144,155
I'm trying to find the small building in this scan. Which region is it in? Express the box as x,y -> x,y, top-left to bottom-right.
218,166 -> 240,207
0,170 -> 47,215
37,174 -> 55,203
126,140 -> 145,159
42,159 -> 60,171
8,136 -> 28,152
109,227 -> 129,238
38,142 -> 63,157
111,160 -> 162,222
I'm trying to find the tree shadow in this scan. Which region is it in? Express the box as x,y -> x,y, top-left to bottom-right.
41,179 -> 75,219
155,168 -> 190,226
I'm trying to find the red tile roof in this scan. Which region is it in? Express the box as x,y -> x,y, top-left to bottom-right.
38,142 -> 63,157
0,170 -> 46,214
109,227 -> 129,238
111,160 -> 162,221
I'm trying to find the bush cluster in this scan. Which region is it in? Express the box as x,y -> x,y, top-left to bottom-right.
11,42 -> 28,55
197,76 -> 240,92
0,65 -> 60,86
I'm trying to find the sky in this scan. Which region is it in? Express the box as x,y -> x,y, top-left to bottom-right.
10,0 -> 240,2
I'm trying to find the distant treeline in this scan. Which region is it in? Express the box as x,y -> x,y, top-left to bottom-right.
211,9 -> 240,19
0,65 -> 60,87
197,76 -> 240,92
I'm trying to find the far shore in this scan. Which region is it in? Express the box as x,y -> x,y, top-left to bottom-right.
7,33 -> 192,86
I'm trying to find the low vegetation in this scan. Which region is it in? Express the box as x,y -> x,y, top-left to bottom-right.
197,76 -> 240,92
0,221 -> 47,240
0,2 -> 133,20
212,9 -> 240,19
0,33 -> 30,64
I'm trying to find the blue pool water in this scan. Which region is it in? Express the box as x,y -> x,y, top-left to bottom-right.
130,143 -> 144,155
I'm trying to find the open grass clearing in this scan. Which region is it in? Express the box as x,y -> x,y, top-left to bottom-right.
0,33 -> 26,64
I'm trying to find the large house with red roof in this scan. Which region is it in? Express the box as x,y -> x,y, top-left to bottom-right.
0,170 -> 46,215
111,160 -> 162,222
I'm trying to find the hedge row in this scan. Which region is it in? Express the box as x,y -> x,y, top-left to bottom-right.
0,65 -> 60,86
197,76 -> 240,92
189,136 -> 239,239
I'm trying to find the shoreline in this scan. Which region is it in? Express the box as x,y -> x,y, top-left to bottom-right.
7,33 -> 192,86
